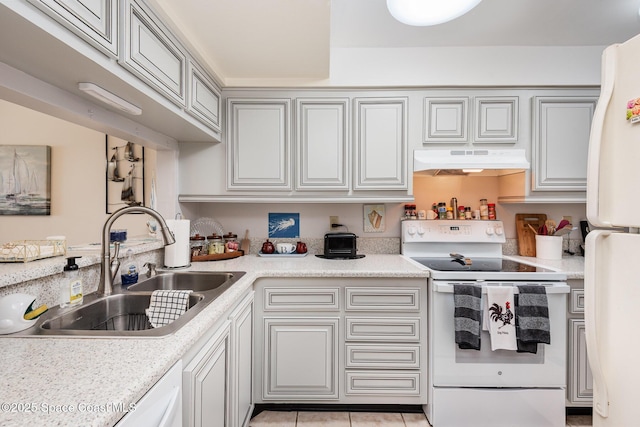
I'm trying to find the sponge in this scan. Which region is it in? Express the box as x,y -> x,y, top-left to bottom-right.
23,304 -> 48,320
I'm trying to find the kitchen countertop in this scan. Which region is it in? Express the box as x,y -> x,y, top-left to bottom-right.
504,255 -> 585,280
0,253 -> 428,427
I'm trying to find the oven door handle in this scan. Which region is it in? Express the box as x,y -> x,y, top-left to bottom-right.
433,282 -> 569,294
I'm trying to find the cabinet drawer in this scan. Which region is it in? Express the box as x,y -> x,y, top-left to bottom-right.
346,287 -> 420,312
346,344 -> 420,369
570,289 -> 585,314
346,317 -> 420,342
263,288 -> 340,311
345,371 -> 420,396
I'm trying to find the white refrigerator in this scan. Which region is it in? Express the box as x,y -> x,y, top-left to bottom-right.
586,32 -> 640,427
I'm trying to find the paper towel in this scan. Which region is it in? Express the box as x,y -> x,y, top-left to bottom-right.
164,219 -> 190,268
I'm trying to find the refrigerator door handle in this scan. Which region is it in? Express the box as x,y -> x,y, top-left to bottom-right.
587,45 -> 617,228
585,229 -> 611,418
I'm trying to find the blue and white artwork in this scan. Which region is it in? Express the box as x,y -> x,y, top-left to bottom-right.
268,213 -> 300,238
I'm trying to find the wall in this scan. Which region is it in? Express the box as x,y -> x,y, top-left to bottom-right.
0,100 -> 156,245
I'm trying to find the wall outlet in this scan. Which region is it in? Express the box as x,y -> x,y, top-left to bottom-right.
329,216 -> 339,229
563,215 -> 573,224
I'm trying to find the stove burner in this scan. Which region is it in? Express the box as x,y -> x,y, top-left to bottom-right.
411,257 -> 547,273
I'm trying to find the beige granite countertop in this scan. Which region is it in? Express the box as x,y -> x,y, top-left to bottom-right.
504,255 -> 585,280
0,254 -> 427,427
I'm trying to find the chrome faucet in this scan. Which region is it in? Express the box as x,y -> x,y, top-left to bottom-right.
98,206 -> 176,296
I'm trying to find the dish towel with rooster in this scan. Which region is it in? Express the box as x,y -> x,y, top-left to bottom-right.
453,284 -> 483,350
515,285 -> 550,354
485,286 -> 517,351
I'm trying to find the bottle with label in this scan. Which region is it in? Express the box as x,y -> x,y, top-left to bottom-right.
121,249 -> 139,287
480,199 -> 489,220
60,256 -> 83,308
446,206 -> 454,220
488,203 -> 497,220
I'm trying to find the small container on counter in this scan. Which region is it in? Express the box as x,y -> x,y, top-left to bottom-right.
224,233 -> 239,252
450,198 -> 458,219
446,206 -> 454,220
60,256 -> 83,308
465,206 -> 472,220
438,203 -> 447,220
458,206 -> 465,220
207,234 -> 224,255
190,234 -> 205,257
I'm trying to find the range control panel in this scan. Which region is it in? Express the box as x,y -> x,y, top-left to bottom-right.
402,220 -> 506,244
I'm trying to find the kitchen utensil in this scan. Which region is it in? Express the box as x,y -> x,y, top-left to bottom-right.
527,224 -> 538,235
545,219 -> 557,236
515,214 -> 547,256
240,229 -> 250,254
0,293 -> 38,334
556,219 -> 571,231
554,226 -> 575,237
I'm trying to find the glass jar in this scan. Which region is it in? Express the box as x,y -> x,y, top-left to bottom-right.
446,206 -> 454,220
224,233 -> 239,252
190,234 -> 205,257
438,202 -> 447,220
488,203 -> 497,220
479,199 -> 489,220
465,206 -> 472,220
458,206 -> 466,220
208,234 -> 224,255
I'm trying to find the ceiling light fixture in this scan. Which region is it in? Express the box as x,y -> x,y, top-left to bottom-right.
78,82 -> 142,116
386,0 -> 482,26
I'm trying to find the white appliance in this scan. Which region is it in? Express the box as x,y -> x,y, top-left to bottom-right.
413,148 -> 530,176
585,32 -> 640,427
401,220 -> 569,427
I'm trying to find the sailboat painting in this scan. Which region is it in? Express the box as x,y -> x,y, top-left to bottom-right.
0,145 -> 51,216
106,136 -> 145,214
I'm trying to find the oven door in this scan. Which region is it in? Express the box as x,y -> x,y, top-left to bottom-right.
430,280 -> 568,388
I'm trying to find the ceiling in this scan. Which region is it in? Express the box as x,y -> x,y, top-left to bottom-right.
150,0 -> 640,84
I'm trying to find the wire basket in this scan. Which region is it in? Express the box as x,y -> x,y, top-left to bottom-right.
0,239 -> 67,263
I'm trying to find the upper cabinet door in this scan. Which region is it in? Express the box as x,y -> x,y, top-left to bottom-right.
354,97 -> 408,190
532,96 -> 597,191
474,96 -> 519,143
187,60 -> 221,132
424,97 -> 469,143
296,98 -> 349,190
121,0 -> 186,106
28,0 -> 118,57
227,98 -> 292,190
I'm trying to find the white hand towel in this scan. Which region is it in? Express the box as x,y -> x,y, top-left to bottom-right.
486,286 -> 517,351
146,290 -> 193,328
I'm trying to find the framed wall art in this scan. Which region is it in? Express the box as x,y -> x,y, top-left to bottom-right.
364,204 -> 385,232
106,136 -> 145,214
0,145 -> 51,216
268,213 -> 300,238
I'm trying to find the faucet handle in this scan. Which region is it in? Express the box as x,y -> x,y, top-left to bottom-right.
144,262 -> 157,278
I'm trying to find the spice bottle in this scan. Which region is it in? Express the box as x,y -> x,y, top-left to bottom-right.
438,202 -> 447,220
465,206 -> 472,220
480,199 -> 489,220
458,206 -> 466,220
488,203 -> 497,220
446,206 -> 454,220
450,198 -> 458,219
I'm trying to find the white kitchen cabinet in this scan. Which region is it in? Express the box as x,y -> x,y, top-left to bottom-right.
121,0 -> 187,106
116,361 -> 183,427
474,96 -> 519,142
424,97 -> 469,143
183,321 -> 230,427
254,278 -> 427,406
187,60 -> 221,132
295,98 -> 349,190
262,317 -> 339,400
228,292 -> 254,427
27,0 -> 118,57
354,97 -> 408,190
226,98 -> 291,190
567,280 -> 593,406
532,96 -> 597,191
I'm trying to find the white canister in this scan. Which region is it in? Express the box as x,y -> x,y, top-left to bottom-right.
535,235 -> 563,260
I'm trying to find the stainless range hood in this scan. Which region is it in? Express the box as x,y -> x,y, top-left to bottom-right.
414,149 -> 530,176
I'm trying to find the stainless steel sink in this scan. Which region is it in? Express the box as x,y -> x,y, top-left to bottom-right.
127,271 -> 243,293
12,271 -> 246,338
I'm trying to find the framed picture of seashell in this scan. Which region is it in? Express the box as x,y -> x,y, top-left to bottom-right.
106,135 -> 145,214
364,204 -> 385,233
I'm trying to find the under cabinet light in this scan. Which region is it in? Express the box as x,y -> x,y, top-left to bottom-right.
78,83 -> 142,116
462,169 -> 484,173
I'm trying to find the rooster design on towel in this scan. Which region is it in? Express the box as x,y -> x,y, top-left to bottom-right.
489,301 -> 514,328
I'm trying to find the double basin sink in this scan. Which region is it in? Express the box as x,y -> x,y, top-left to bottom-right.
18,271 -> 245,338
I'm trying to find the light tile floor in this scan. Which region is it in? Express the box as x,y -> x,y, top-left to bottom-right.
249,411 -> 593,427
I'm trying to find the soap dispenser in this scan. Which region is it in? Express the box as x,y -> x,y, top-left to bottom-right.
120,249 -> 139,287
60,256 -> 83,308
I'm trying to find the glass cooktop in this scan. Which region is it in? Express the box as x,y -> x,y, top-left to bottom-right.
411,257 -> 552,273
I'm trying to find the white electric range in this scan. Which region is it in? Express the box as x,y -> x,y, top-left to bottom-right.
401,220 -> 569,427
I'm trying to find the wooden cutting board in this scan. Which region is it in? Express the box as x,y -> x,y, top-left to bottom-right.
515,214 -> 547,257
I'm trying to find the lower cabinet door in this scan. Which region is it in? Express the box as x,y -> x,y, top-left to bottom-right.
183,322 -> 230,427
263,317 -> 339,400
